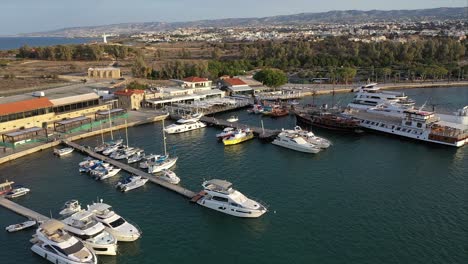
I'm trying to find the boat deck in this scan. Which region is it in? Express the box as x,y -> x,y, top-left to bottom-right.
62,141 -> 197,199
350,111 -> 402,125
0,197 -> 49,222
200,116 -> 280,140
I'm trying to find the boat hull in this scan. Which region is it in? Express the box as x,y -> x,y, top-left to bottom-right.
197,199 -> 266,218
223,133 -> 254,145
31,244 -> 97,264
148,158 -> 178,173
272,140 -> 320,153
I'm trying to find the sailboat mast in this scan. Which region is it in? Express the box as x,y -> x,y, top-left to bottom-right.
100,121 -> 104,144
162,119 -> 167,156
125,119 -> 129,146
108,105 -> 113,140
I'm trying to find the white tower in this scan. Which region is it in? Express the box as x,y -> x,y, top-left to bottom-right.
102,33 -> 108,43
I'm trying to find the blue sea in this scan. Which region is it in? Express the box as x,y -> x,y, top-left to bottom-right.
0,37 -> 98,50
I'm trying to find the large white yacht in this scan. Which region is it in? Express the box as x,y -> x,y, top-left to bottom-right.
61,210 -> 118,255
87,200 -> 141,242
351,108 -> 467,147
195,179 -> 267,218
348,83 -> 415,110
31,220 -> 97,264
272,130 -> 321,153
164,120 -> 206,134
288,126 -> 331,148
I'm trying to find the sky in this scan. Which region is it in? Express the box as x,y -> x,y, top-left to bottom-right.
0,0 -> 466,35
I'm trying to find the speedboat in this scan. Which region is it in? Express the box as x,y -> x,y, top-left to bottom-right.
147,156 -> 178,173
159,169 -> 180,185
216,127 -> 235,140
116,176 -> 148,192
59,200 -> 82,217
164,120 -> 206,134
87,200 -> 141,242
5,186 -> 30,198
223,129 -> 254,145
226,116 -> 238,123
54,147 -> 74,157
6,220 -> 36,232
96,167 -> 121,181
290,126 -> 331,148
272,131 -> 321,153
61,210 -> 118,256
30,219 -> 97,264
195,179 -> 267,218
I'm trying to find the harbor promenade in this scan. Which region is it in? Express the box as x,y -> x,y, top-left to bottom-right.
62,141 -> 197,199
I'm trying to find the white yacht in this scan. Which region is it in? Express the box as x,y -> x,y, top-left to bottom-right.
116,176 -> 148,192
31,220 -> 97,264
158,169 -> 180,185
59,200 -> 82,217
352,108 -> 467,147
289,126 -> 331,148
95,167 -> 122,181
147,156 -> 178,173
87,201 -> 141,242
5,186 -> 30,198
61,210 -> 118,256
216,127 -> 235,140
6,220 -> 36,232
272,131 -> 321,153
54,147 -> 74,157
348,83 -> 415,110
164,120 -> 206,134
195,179 -> 267,218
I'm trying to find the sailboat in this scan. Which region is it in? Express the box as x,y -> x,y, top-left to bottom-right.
148,120 -> 178,173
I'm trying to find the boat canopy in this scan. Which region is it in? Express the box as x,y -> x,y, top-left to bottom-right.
203,179 -> 233,191
41,220 -> 65,235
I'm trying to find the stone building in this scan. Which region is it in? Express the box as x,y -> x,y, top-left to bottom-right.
114,89 -> 145,110
172,76 -> 212,90
88,67 -> 121,79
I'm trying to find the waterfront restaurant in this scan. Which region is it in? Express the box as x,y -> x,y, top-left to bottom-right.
220,78 -> 253,96
172,76 -> 213,89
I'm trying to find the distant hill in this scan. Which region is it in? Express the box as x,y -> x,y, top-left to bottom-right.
21,7 -> 467,37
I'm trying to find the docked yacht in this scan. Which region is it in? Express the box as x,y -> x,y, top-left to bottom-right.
351,108 -> 467,147
272,131 -> 321,153
61,210 -> 118,256
5,186 -> 30,198
6,220 -> 36,232
195,179 -> 267,218
54,147 -> 74,157
176,113 -> 203,124
348,83 -> 415,110
87,201 -> 141,242
158,169 -> 180,185
95,167 -> 121,181
59,200 -> 82,217
288,126 -> 331,148
116,176 -> 148,192
164,120 -> 206,134
31,220 -> 97,264
102,144 -> 122,156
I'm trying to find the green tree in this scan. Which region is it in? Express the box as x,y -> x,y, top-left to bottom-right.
253,68 -> 288,87
337,67 -> 357,84
132,53 -> 148,78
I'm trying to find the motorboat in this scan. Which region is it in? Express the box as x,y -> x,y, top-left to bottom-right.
59,200 -> 82,217
54,147 -> 74,157
216,127 -> 235,140
5,220 -> 36,232
61,210 -> 118,256
127,151 -> 145,164
139,154 -> 166,169
116,176 -> 149,192
87,200 -> 141,241
272,131 -> 321,153
226,116 -> 238,123
195,179 -> 267,218
164,120 -> 206,134
290,126 -> 331,148
79,160 -> 103,173
96,167 -> 121,181
223,129 -> 254,145
30,219 -> 97,264
5,186 -> 30,198
147,156 -> 178,173
159,169 -> 180,185
176,113 -> 203,124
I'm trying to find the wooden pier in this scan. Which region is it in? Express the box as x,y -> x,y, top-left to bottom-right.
200,116 -> 280,140
62,141 -> 197,199
0,197 -> 49,222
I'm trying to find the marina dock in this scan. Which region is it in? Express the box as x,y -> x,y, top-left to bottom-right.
200,116 -> 280,140
0,197 -> 49,222
62,141 -> 197,199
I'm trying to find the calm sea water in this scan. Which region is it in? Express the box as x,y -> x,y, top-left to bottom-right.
0,37 -> 98,50
0,87 -> 467,264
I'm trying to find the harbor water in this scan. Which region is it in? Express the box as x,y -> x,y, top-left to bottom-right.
0,87 -> 467,264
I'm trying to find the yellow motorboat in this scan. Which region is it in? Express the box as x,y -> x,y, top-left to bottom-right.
223,129 -> 254,145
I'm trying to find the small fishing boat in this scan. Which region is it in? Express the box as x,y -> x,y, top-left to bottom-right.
54,147 -> 74,157
226,116 -> 238,123
5,220 -> 36,232
116,176 -> 148,192
216,127 -> 235,140
159,169 -> 180,185
223,129 -> 255,146
59,200 -> 81,216
5,186 -> 30,198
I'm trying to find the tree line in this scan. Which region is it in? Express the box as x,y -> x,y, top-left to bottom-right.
16,44 -> 134,61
